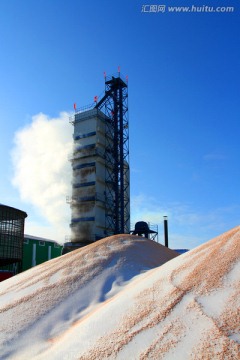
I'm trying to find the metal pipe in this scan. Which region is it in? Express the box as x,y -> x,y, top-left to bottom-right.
164,216 -> 169,247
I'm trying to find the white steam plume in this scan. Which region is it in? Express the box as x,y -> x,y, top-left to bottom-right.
11,112 -> 73,243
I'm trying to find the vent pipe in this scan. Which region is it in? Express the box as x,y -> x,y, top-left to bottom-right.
163,216 -> 168,247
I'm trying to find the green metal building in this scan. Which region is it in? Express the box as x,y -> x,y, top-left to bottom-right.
22,235 -> 62,272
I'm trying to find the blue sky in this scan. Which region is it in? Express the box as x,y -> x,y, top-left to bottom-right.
0,0 -> 239,248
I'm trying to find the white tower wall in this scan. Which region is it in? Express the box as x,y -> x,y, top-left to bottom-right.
70,109 -> 109,242
69,106 -> 130,243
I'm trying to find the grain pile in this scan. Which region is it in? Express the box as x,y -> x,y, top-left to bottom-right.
0,235 -> 177,359
0,227 -> 239,359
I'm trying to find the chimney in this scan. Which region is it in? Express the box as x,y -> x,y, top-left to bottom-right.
163,216 -> 169,247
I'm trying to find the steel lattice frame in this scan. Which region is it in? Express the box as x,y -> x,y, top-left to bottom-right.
96,75 -> 130,235
0,204 -> 27,273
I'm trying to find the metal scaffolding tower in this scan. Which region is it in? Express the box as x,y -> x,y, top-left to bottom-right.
95,74 -> 130,235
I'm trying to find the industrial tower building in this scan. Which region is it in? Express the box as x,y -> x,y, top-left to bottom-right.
65,73 -> 130,251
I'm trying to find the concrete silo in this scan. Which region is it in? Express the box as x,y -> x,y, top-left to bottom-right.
64,73 -> 130,252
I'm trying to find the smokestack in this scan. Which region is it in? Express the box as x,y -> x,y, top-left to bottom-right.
164,216 -> 168,247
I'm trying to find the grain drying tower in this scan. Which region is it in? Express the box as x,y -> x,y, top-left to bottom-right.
64,72 -> 130,252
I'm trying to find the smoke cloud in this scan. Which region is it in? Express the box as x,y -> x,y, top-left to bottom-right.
11,112 -> 73,243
